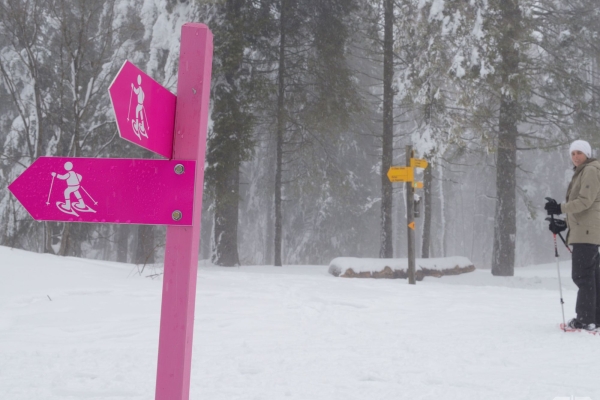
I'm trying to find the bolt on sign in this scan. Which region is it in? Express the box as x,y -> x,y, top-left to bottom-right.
8,23 -> 214,400
387,166 -> 414,182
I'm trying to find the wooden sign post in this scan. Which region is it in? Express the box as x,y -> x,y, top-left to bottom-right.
386,147 -> 429,284
155,23 -> 213,400
405,145 -> 416,284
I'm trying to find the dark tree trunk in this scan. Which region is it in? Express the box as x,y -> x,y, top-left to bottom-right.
117,225 -> 129,263
200,200 -> 213,260
135,225 -> 155,265
406,146 -> 416,284
208,0 -> 250,267
43,222 -> 54,254
421,164 -> 433,258
212,163 -> 241,266
492,0 -> 521,276
265,149 -> 275,264
58,223 -> 70,256
274,0 -> 286,267
379,0 -> 394,258
492,99 -> 518,276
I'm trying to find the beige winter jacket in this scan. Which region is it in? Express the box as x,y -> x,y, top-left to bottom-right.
562,158 -> 600,245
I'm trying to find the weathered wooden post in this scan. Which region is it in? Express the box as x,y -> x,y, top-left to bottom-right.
406,145 -> 416,284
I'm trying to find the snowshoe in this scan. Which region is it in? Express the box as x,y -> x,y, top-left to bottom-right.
139,122 -> 148,138
568,318 -> 596,331
132,120 -> 141,140
72,203 -> 96,213
559,320 -> 600,335
56,202 -> 79,217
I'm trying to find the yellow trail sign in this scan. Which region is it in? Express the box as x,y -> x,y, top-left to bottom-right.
408,221 -> 415,230
410,158 -> 428,169
387,166 -> 414,182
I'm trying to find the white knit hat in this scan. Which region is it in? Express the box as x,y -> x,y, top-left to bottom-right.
569,139 -> 592,158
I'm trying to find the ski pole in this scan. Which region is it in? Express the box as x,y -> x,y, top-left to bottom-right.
143,105 -> 150,131
127,86 -> 133,121
551,217 -> 567,332
46,173 -> 56,205
80,186 -> 98,205
557,232 -> 572,254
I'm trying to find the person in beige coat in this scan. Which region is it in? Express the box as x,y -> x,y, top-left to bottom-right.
545,139 -> 600,330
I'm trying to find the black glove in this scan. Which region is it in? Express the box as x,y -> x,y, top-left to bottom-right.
546,217 -> 567,234
544,198 -> 562,215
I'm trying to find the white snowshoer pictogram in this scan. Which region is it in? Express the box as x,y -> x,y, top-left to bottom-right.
128,74 -> 149,140
49,162 -> 97,216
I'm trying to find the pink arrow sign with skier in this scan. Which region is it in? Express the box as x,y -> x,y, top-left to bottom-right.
8,157 -> 195,225
109,61 -> 177,159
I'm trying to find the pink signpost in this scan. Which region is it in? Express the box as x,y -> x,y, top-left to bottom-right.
109,60 -> 177,159
155,24 -> 213,400
8,23 -> 213,400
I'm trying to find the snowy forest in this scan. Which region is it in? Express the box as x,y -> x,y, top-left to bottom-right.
1,0 -> 599,275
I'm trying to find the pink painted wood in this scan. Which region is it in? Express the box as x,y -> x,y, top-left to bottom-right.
155,24 -> 213,400
108,61 -> 177,159
8,157 -> 195,226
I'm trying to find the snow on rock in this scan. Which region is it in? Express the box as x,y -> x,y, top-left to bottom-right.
328,256 -> 475,280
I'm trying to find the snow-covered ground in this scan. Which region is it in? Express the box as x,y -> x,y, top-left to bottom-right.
1,245 -> 598,400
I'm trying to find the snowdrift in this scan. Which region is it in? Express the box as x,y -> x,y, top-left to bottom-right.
328,256 -> 475,280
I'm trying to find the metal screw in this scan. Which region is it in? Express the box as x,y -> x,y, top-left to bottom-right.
172,210 -> 182,221
174,164 -> 185,175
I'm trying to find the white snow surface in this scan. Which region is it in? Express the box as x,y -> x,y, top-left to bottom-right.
1,245 -> 599,400
328,256 -> 473,276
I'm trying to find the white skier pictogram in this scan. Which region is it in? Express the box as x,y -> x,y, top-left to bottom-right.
49,162 -> 97,216
128,74 -> 149,140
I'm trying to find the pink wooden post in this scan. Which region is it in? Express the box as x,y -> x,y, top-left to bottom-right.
155,24 -> 213,400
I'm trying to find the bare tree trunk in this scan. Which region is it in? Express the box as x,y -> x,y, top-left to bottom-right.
212,164 -> 241,266
117,225 -> 129,263
200,200 -> 213,261
135,225 -> 155,265
42,222 -> 54,254
439,161 -> 447,257
421,164 -> 433,258
492,105 -> 517,276
274,0 -> 287,267
406,146 -> 416,284
57,223 -> 70,256
379,0 -> 394,258
492,0 -> 520,276
265,146 -> 275,264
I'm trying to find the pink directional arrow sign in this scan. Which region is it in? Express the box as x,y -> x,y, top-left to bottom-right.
109,61 -> 177,159
8,157 -> 195,225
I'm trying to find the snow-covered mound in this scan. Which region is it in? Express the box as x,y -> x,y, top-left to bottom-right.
328,256 -> 474,279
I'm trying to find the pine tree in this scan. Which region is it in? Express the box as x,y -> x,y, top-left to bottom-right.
206,0 -> 271,266
451,0 -> 600,275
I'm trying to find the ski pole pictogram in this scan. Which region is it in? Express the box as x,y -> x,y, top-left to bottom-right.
80,186 -> 98,205
127,84 -> 133,122
46,173 -> 56,205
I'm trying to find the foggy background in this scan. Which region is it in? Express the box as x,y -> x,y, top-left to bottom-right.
0,0 -> 598,272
